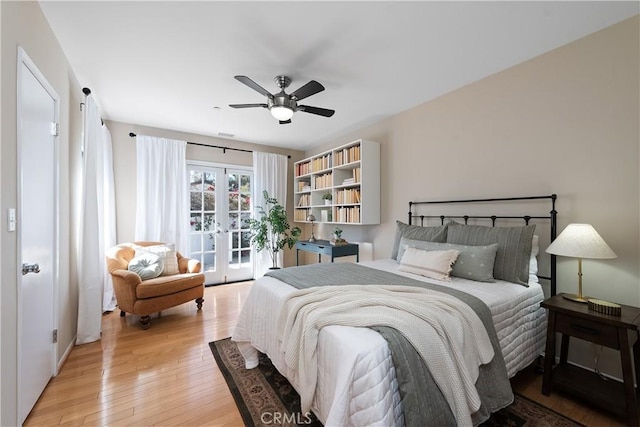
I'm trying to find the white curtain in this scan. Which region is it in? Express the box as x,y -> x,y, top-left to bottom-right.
253,151 -> 288,277
134,135 -> 188,254
77,96 -> 117,345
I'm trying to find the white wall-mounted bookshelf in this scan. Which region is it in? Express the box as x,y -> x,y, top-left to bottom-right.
294,139 -> 380,225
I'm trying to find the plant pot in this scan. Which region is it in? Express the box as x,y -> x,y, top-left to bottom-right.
325,200 -> 331,205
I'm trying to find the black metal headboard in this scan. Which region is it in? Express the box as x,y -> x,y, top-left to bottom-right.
408,195 -> 557,296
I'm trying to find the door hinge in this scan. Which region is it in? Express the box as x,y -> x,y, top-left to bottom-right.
50,122 -> 59,136
52,329 -> 58,343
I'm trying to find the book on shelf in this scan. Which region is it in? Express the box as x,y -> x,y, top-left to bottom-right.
297,181 -> 311,192
335,144 -> 361,166
314,172 -> 332,189
297,194 -> 310,207
294,208 -> 310,222
295,161 -> 311,177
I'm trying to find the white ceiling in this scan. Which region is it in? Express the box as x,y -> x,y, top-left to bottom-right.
39,1 -> 638,151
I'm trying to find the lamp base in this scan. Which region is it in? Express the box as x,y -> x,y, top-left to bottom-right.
308,237 -> 315,242
562,294 -> 590,304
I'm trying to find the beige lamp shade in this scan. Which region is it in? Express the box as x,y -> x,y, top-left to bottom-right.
545,224 -> 616,259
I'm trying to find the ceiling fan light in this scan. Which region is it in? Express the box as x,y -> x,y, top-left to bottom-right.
270,106 -> 294,121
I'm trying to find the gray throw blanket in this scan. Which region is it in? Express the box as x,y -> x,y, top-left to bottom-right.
266,263 -> 513,426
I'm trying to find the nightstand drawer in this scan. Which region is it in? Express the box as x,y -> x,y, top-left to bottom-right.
296,241 -> 332,256
555,313 -> 619,348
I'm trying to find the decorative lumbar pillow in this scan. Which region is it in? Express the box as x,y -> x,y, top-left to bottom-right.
398,247 -> 460,281
391,220 -> 448,260
128,252 -> 164,281
135,244 -> 180,276
446,222 -> 535,286
399,238 -> 499,282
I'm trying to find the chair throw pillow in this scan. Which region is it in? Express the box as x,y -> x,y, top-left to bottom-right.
398,247 -> 460,281
128,252 -> 164,281
135,244 -> 180,276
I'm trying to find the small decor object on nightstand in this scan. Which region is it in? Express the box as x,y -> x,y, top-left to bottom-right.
331,226 -> 347,245
588,298 -> 622,316
545,223 -> 617,303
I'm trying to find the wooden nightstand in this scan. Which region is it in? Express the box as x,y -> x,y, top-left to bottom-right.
541,293 -> 640,426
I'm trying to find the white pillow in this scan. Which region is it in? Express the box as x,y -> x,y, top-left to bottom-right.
135,244 -> 179,276
398,247 -> 460,281
529,235 -> 539,283
128,252 -> 164,280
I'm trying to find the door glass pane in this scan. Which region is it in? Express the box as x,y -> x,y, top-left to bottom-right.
190,234 -> 202,253
203,252 -> 215,271
240,174 -> 251,193
229,213 -> 238,230
231,231 -> 239,249
190,171 -> 203,189
241,212 -> 251,228
229,193 -> 238,211
203,213 -> 215,232
228,173 -> 238,192
241,231 -> 251,249
190,212 -> 201,231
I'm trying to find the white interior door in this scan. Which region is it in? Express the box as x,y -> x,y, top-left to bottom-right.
188,164 -> 253,285
17,48 -> 58,424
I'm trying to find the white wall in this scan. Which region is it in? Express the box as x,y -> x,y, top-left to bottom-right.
1,3 -> 83,425
309,16 -> 640,378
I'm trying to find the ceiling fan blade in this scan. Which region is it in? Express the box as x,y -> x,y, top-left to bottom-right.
279,120 -> 292,125
298,105 -> 335,117
290,80 -> 324,101
229,103 -> 268,109
234,75 -> 274,99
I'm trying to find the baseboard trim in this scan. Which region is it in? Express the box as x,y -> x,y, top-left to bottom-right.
56,334 -> 77,375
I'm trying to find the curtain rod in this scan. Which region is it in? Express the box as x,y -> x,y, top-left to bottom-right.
129,132 -> 291,159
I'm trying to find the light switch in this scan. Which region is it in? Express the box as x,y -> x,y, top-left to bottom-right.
8,208 -> 16,232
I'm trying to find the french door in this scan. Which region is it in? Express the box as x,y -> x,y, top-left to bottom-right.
188,164 -> 253,284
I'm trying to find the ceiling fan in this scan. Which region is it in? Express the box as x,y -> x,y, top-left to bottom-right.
229,75 -> 335,124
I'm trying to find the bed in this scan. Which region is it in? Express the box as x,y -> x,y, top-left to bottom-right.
232,195 -> 558,427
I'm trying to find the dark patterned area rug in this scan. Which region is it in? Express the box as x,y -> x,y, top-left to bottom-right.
210,338 -> 584,427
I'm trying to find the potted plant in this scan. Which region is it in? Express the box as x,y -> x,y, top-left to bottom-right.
248,190 -> 301,269
331,226 -> 347,245
322,193 -> 333,205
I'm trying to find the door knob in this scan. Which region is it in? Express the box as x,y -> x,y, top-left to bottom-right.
22,263 -> 40,275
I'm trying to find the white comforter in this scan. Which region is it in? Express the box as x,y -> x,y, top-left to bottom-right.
232,259 -> 547,427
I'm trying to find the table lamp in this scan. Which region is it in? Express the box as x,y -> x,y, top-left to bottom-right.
306,213 -> 316,242
545,223 -> 617,303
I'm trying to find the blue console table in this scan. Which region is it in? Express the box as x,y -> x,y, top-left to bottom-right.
295,239 -> 359,265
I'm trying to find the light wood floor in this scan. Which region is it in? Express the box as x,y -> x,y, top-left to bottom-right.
25,281 -> 626,426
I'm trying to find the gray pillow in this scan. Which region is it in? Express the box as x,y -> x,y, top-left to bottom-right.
399,238 -> 499,282
446,222 -> 535,286
128,252 -> 164,280
391,220 -> 448,260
